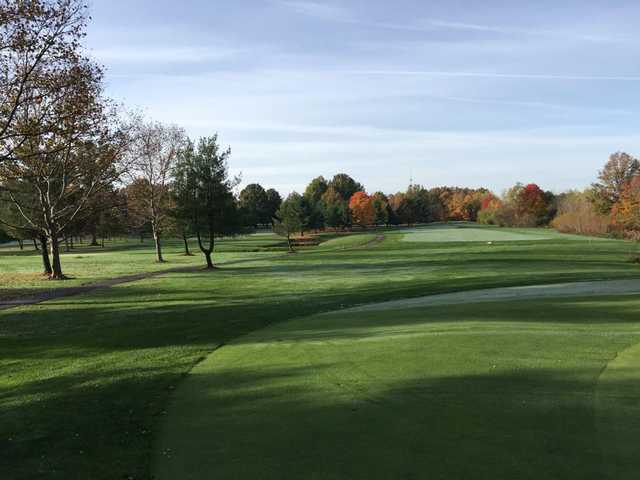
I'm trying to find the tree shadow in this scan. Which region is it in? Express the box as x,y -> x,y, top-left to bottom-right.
154,362 -> 640,480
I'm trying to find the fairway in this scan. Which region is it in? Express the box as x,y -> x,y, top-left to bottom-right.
3,229 -> 640,479
155,292 -> 640,479
401,225 -> 598,243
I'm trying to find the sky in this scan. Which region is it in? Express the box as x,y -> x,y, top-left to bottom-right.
85,0 -> 640,196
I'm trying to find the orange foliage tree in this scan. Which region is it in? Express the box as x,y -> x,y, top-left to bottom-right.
612,176 -> 640,235
349,191 -> 375,227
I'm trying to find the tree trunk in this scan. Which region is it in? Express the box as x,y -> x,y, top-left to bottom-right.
40,235 -> 52,276
153,230 -> 164,262
196,230 -> 215,269
204,251 -> 214,269
287,233 -> 294,252
140,233 -> 144,243
33,238 -> 39,250
64,237 -> 71,252
18,239 -> 23,250
89,228 -> 99,246
49,234 -> 65,280
182,233 -> 193,256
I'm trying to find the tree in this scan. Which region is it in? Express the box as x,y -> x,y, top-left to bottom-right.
349,191 -> 375,227
612,176 -> 640,237
322,187 -> 350,229
1,0 -> 88,164
264,188 -> 282,227
174,135 -> 240,269
552,190 -> 608,236
0,42 -> 128,279
239,183 -> 268,228
303,176 -> 328,230
516,183 -> 552,226
592,152 -> 640,214
128,120 -> 186,263
328,173 -> 363,201
304,176 -> 328,205
371,191 -> 390,226
274,192 -> 304,252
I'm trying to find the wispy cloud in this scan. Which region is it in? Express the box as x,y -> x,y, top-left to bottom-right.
424,20 -> 619,43
277,1 -> 624,44
338,70 -> 640,82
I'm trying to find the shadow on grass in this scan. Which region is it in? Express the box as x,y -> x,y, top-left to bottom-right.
154,361 -> 640,480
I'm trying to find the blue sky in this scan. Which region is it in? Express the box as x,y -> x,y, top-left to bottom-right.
86,0 -> 640,195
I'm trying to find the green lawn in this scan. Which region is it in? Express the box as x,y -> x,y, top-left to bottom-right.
0,234 -> 284,300
1,226 -> 640,479
156,295 -> 640,479
401,223 -> 607,243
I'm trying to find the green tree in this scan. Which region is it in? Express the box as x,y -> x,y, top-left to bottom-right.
328,173 -> 364,201
371,192 -> 390,226
239,183 -> 269,228
322,187 -> 350,229
274,192 -> 305,252
174,135 -> 240,269
265,189 -> 282,227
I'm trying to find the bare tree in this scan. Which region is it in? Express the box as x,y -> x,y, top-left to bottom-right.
0,0 -> 88,164
591,152 -> 640,213
128,121 -> 186,263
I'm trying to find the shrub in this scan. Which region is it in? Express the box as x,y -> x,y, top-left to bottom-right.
552,191 -> 609,236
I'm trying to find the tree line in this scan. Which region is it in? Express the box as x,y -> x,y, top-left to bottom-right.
2,2 -> 639,279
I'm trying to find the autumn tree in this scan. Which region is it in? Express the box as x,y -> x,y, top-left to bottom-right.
1,0 -> 88,164
516,183 -> 555,226
612,176 -> 640,237
128,120 -> 186,263
591,152 -> 640,214
174,135 -> 240,269
349,191 -> 375,227
0,39 -> 128,279
552,190 -> 608,236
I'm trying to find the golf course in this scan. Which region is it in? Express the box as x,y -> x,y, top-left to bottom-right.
2,223 -> 640,479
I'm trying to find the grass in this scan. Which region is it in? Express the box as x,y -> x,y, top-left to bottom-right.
1,225 -> 640,479
156,295 -> 640,479
0,235 -> 284,300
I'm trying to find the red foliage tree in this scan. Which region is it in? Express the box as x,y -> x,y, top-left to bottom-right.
349,191 -> 375,227
517,183 -> 548,220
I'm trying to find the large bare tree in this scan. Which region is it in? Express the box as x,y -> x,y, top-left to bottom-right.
128,121 -> 186,263
1,0 -> 88,164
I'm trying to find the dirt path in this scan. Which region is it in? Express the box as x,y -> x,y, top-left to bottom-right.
342,279 -> 640,313
0,265 -> 201,312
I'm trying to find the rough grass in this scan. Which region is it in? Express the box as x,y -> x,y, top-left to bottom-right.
1,228 -> 640,479
0,235 -> 284,300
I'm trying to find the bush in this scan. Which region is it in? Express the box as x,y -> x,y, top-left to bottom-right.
552,191 -> 609,236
